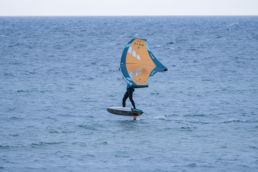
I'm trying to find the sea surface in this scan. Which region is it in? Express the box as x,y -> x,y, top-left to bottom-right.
0,16 -> 258,172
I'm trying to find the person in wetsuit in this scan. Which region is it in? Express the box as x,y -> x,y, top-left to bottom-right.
122,84 -> 136,109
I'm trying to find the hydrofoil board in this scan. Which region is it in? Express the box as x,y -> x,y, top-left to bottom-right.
107,107 -> 143,116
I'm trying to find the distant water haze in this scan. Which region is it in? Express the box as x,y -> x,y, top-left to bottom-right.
1,0 -> 258,16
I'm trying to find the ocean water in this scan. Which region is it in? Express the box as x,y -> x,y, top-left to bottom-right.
0,16 -> 258,171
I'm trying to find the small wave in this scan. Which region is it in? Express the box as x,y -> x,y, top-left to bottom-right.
115,153 -> 129,158
31,141 -> 64,148
114,150 -> 129,158
72,142 -> 87,147
84,154 -> 95,158
220,145 -> 227,149
57,113 -> 75,118
184,114 -> 206,117
9,133 -> 19,137
7,107 -> 16,112
4,72 -> 15,77
101,141 -> 108,145
150,92 -> 159,95
201,78 -> 212,82
223,119 -> 241,123
216,35 -> 223,39
0,144 -> 25,150
249,145 -> 258,150
80,98 -> 96,103
16,88 -> 38,93
78,124 -> 97,131
61,130 -> 76,134
9,116 -> 23,120
189,121 -> 209,124
16,89 -> 27,93
187,163 -> 197,167
46,116 -> 57,121
188,48 -> 197,52
222,119 -> 258,124
226,22 -> 240,32
0,145 -> 10,150
48,130 -> 59,134
8,43 -> 23,48
153,115 -> 167,120
180,126 -> 196,131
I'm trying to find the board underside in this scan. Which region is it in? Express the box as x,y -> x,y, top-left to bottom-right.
107,107 -> 143,116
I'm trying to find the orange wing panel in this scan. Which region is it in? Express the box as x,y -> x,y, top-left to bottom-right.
126,39 -> 156,86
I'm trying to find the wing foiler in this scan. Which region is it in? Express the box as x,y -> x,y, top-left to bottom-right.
120,38 -> 168,88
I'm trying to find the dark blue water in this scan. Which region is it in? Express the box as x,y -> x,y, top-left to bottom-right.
0,17 -> 258,171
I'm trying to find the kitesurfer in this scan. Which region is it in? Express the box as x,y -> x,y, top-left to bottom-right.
122,84 -> 136,109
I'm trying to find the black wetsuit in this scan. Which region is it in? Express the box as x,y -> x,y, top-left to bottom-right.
122,86 -> 136,109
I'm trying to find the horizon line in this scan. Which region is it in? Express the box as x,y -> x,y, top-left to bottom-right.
0,14 -> 258,17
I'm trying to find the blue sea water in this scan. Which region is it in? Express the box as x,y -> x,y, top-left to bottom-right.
0,16 -> 258,171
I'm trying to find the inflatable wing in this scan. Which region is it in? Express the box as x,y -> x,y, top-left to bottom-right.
120,38 -> 168,88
